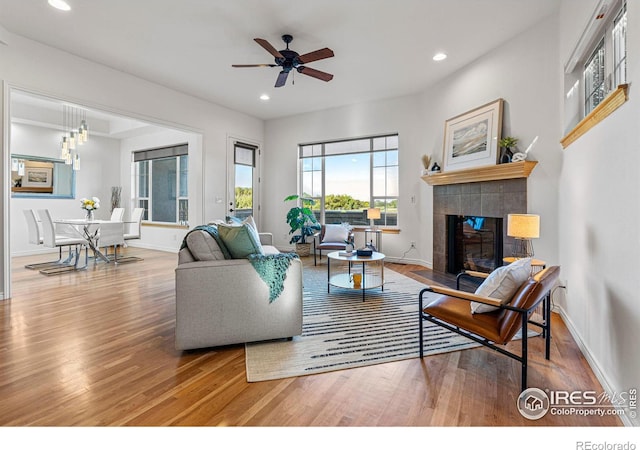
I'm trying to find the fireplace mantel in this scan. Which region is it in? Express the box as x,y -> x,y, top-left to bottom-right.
421,161 -> 537,186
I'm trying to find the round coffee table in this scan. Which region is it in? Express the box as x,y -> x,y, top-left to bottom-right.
327,251 -> 385,302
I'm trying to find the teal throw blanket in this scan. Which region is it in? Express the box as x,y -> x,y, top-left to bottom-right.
247,253 -> 299,303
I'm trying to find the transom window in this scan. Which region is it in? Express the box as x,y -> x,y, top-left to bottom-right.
584,39 -> 605,115
133,144 -> 188,225
582,1 -> 627,116
612,2 -> 627,86
299,134 -> 399,227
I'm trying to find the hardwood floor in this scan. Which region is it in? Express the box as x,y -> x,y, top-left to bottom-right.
0,249 -> 622,427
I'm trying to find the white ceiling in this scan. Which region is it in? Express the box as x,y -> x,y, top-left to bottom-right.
0,0 -> 560,121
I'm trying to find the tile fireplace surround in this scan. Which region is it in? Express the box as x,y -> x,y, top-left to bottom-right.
432,178 -> 527,273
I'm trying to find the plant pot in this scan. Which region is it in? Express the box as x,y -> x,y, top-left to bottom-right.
295,242 -> 312,257
500,147 -> 513,164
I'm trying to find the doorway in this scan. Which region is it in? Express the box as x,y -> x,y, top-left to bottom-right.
2,87 -> 203,299
227,139 -> 260,223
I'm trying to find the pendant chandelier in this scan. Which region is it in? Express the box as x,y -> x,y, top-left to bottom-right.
60,104 -> 88,170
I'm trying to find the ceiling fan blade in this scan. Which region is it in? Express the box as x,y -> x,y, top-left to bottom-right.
297,66 -> 334,82
275,70 -> 289,88
298,48 -> 334,64
254,38 -> 284,59
232,64 -> 277,68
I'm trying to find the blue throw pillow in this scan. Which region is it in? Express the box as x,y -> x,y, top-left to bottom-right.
218,223 -> 264,259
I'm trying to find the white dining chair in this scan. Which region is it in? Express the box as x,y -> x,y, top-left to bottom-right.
23,209 -> 43,246
110,207 -> 125,222
124,207 -> 144,242
97,221 -> 125,263
37,209 -> 88,272
23,209 -> 61,270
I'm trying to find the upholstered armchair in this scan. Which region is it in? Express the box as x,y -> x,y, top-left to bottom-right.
313,224 -> 354,266
419,263 -> 560,392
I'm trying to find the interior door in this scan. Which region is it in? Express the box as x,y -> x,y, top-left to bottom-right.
227,140 -> 259,222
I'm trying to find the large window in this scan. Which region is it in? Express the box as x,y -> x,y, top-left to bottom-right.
299,135 -> 398,226
133,144 -> 188,225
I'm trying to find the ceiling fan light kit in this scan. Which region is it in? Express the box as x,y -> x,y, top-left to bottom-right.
232,34 -> 334,88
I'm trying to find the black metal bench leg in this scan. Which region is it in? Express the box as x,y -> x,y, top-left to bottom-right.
521,311 -> 528,392
419,289 -> 426,358
544,293 -> 552,360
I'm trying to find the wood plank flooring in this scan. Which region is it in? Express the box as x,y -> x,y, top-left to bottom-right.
0,249 -> 622,426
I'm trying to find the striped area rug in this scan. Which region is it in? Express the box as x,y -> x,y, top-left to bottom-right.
245,263 -> 482,382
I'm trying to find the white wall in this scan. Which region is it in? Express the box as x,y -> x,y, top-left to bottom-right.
1,28 -> 264,297
557,0 -> 640,426
10,123 -> 120,256
263,14 -> 562,268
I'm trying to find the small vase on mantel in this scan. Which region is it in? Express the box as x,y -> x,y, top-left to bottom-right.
500,147 -> 513,164
85,210 -> 95,221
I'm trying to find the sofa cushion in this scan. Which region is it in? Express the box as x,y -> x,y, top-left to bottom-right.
218,223 -> 264,258
225,215 -> 258,230
471,258 -> 532,314
185,229 -> 228,261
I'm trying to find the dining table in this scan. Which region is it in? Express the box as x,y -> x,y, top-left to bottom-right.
53,218 -> 122,265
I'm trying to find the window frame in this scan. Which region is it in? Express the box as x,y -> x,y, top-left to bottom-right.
583,38 -> 606,116
132,144 -> 189,225
612,2 -> 627,87
581,0 -> 627,117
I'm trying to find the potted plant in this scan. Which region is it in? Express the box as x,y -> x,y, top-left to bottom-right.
284,194 -> 321,256
499,136 -> 518,163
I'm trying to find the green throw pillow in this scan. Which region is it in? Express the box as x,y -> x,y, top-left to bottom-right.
218,223 -> 264,259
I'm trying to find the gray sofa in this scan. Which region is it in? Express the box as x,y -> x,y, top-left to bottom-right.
175,228 -> 303,350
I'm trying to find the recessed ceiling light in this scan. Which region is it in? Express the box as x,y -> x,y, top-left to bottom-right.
433,52 -> 447,61
259,94 -> 270,101
48,0 -> 71,11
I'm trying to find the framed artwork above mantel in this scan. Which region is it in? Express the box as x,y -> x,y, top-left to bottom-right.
442,98 -> 503,172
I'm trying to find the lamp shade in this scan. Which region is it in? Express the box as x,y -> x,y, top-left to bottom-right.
367,208 -> 381,220
507,214 -> 540,239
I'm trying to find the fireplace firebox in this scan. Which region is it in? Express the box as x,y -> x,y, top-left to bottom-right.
447,215 -> 503,274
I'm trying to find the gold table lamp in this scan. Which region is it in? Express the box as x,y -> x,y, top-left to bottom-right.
507,214 -> 540,258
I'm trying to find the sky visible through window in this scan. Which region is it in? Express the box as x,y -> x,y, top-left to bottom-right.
325,154 -> 370,201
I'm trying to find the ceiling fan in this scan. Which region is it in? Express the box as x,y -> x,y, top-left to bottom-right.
232,34 -> 334,88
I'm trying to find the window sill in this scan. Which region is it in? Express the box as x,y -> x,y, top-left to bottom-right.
142,222 -> 189,229
561,84 -> 629,149
351,227 -> 401,234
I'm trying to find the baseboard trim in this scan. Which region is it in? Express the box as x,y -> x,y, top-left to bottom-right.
555,305 -> 636,427
384,256 -> 431,268
127,242 -> 178,254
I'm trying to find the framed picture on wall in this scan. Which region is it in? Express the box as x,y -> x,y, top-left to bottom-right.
442,98 -> 503,172
22,167 -> 54,190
